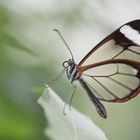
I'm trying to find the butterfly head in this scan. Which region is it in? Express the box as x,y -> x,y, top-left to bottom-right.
63,59 -> 75,68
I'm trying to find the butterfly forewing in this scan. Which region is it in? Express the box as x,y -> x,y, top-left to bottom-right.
128,46 -> 140,55
78,20 -> 140,66
78,20 -> 140,103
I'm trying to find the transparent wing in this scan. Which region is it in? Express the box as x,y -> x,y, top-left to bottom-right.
78,20 -> 140,66
81,59 -> 140,102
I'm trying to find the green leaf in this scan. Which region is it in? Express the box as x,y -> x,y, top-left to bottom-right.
38,88 -> 108,140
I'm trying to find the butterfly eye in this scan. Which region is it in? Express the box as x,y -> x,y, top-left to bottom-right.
63,61 -> 69,68
68,59 -> 75,65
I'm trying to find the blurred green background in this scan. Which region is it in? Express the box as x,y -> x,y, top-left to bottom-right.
0,0 -> 140,140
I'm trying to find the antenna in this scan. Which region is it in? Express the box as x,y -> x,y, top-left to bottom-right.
53,29 -> 74,59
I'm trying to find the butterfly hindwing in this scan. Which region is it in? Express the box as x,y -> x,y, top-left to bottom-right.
80,59 -> 140,102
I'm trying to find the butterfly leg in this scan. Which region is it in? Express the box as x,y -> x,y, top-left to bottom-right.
45,68 -> 66,87
63,84 -> 77,115
69,84 -> 77,111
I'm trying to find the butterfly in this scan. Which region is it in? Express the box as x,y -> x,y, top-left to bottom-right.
50,20 -> 140,119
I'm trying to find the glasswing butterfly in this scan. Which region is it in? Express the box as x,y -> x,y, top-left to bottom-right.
48,20 -> 140,119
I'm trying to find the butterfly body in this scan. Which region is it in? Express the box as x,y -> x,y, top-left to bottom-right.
63,59 -> 107,118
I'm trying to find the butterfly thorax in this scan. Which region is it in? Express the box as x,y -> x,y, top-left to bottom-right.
63,59 -> 81,83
